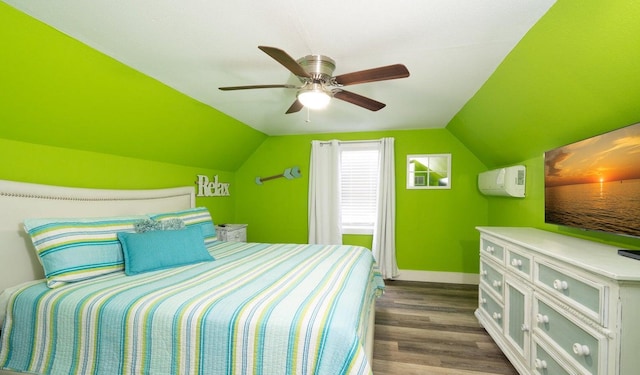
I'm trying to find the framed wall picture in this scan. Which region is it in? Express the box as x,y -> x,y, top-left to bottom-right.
407,154 -> 451,189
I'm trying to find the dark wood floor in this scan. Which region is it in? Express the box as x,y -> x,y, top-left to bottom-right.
372,280 -> 518,375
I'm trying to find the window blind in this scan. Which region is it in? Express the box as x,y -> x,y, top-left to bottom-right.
340,146 -> 379,230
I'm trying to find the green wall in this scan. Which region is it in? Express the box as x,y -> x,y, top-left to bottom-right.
0,2 -> 267,172
0,138 -> 237,224
0,1 -> 256,226
448,0 -> 640,250
448,0 -> 640,169
235,128 -> 488,274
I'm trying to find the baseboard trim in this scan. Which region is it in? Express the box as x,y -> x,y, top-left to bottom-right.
392,269 -> 479,285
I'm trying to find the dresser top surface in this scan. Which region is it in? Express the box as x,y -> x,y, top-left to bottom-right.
477,227 -> 640,281
215,224 -> 247,230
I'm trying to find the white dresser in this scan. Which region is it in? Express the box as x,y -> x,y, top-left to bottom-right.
215,224 -> 247,242
476,227 -> 640,375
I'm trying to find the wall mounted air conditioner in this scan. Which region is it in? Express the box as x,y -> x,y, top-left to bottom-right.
478,165 -> 526,197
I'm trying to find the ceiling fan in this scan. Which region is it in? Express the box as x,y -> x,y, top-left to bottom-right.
219,46 -> 410,114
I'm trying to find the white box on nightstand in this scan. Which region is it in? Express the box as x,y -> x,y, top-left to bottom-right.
215,224 -> 247,242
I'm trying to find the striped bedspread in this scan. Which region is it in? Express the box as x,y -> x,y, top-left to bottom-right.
0,241 -> 384,375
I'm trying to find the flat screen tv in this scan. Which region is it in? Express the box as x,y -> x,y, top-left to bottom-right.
544,122 -> 640,238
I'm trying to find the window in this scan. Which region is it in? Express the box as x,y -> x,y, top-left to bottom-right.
340,142 -> 380,234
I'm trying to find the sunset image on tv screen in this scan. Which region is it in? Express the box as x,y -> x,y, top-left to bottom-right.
544,122 -> 640,238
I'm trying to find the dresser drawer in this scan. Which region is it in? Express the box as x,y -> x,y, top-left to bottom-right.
507,248 -> 532,280
481,236 -> 505,263
225,229 -> 246,242
216,224 -> 247,242
532,339 -> 576,375
480,259 -> 504,298
535,261 -> 604,323
479,287 -> 504,332
535,297 -> 605,375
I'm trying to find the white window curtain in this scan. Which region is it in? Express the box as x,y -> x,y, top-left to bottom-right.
308,140 -> 342,245
372,137 -> 399,279
308,137 -> 398,278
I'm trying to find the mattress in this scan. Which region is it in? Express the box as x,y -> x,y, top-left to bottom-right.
0,240 -> 383,375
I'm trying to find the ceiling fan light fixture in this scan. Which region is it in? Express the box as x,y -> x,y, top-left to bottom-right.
297,85 -> 331,110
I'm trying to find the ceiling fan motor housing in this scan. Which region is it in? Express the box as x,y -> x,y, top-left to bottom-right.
296,55 -> 336,83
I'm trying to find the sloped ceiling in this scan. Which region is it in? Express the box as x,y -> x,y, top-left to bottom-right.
0,3 -> 268,172
4,1 -> 638,171
1,0 -> 555,136
449,0 -> 640,168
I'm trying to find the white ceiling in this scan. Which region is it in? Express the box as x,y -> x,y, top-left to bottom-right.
4,0 -> 555,136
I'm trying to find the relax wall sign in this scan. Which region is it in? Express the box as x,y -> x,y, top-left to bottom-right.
195,175 -> 230,197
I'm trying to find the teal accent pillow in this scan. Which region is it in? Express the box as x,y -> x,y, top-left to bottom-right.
24,216 -> 145,288
149,207 -> 217,246
117,226 -> 214,276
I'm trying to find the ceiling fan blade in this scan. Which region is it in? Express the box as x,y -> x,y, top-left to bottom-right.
285,99 -> 304,114
333,89 -> 386,111
258,46 -> 311,79
333,64 -> 410,86
219,84 -> 297,91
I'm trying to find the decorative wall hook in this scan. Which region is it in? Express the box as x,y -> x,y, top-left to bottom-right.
256,166 -> 301,185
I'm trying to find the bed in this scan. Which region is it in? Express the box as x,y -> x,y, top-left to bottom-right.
0,179 -> 383,375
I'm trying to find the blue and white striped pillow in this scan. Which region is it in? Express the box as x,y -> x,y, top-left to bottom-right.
149,207 -> 217,246
24,216 -> 145,288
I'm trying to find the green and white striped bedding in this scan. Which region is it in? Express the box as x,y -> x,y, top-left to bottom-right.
0,241 -> 384,375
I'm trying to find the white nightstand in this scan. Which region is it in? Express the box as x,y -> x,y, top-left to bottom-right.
215,224 -> 247,242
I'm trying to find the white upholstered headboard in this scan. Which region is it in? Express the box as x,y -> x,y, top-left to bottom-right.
0,179 -> 195,292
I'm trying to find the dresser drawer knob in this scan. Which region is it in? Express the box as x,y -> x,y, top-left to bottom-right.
534,359 -> 548,369
510,258 -> 523,268
480,269 -> 488,276
553,279 -> 569,290
486,246 -> 495,253
521,324 -> 529,332
480,297 -> 487,305
492,280 -> 502,288
572,343 -> 590,356
492,312 -> 502,320
536,313 -> 549,324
